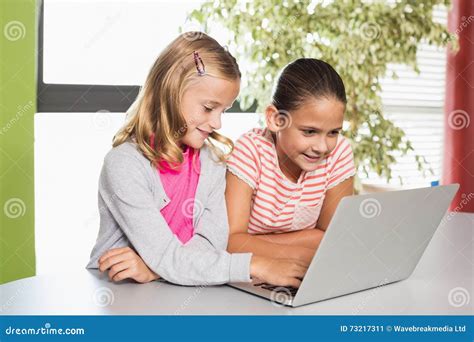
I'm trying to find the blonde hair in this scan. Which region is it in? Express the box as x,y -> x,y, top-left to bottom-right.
113,32 -> 240,169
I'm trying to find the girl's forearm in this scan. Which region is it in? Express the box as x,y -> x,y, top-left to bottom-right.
253,228 -> 325,249
228,233 -> 315,265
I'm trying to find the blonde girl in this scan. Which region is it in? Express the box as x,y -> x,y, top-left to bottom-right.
87,33 -> 307,288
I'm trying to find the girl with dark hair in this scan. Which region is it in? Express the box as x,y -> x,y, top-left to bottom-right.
226,58 -> 356,276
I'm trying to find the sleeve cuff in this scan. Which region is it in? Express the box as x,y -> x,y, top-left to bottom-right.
227,166 -> 256,190
229,252 -> 252,283
327,169 -> 356,190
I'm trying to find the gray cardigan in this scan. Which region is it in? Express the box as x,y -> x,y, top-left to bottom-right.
86,141 -> 252,285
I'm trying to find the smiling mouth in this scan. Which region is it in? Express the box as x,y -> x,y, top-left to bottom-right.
302,153 -> 322,161
197,128 -> 211,138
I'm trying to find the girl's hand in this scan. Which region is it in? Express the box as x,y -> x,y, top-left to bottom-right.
289,246 -> 316,265
250,255 -> 308,288
98,247 -> 160,283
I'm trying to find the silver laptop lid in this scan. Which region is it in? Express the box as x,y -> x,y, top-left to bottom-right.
292,184 -> 459,307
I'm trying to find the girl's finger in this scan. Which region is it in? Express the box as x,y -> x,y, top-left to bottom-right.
286,277 -> 302,288
108,260 -> 133,280
298,265 -> 308,276
292,258 -> 309,268
99,247 -> 130,264
291,265 -> 307,278
111,268 -> 134,282
99,252 -> 130,272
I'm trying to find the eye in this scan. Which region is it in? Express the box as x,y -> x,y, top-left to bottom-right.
302,129 -> 316,136
203,106 -> 214,112
328,130 -> 340,136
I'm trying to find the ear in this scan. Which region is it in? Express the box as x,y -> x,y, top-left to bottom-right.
265,104 -> 292,132
264,105 -> 277,131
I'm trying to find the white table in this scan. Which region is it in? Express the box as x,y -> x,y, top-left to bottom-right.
1,213 -> 472,315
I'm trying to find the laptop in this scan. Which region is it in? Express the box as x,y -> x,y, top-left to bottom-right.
228,184 -> 460,307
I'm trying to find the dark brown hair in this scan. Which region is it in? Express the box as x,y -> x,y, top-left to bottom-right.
272,58 -> 346,111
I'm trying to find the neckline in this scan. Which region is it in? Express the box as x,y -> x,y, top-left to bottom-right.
182,144 -> 191,155
150,143 -> 208,228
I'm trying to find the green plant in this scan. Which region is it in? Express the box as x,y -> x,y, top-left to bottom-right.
190,0 -> 453,187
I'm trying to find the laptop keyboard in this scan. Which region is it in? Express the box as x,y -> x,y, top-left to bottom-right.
254,283 -> 298,297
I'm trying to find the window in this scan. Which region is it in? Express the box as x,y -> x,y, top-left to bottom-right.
359,6 -> 447,188
38,0 -> 209,112
43,0 -> 206,86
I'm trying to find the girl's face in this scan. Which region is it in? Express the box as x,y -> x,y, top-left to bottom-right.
179,76 -> 240,149
266,97 -> 345,183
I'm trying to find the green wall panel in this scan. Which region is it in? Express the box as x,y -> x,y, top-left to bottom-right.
0,0 -> 37,284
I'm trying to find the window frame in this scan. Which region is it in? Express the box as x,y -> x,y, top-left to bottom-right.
37,0 -> 141,112
36,0 -> 250,113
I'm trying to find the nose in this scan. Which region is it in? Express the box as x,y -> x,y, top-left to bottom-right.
312,135 -> 329,155
208,111 -> 222,131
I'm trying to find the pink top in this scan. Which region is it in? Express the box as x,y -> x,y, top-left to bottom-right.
150,135 -> 201,244
227,128 -> 355,234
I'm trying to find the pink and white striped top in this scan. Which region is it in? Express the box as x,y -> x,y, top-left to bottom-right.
227,128 -> 356,234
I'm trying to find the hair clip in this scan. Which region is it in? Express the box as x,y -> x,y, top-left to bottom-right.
193,51 -> 206,76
